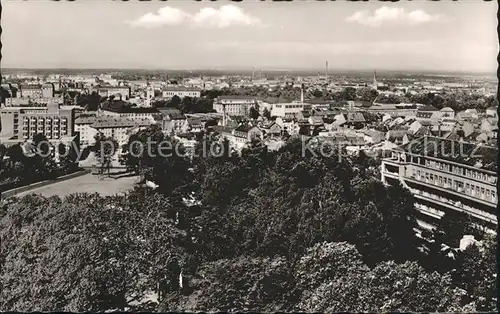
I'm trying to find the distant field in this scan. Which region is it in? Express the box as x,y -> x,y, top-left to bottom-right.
13,172 -> 140,198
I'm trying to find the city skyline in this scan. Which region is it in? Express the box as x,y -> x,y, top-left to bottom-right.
2,1 -> 498,73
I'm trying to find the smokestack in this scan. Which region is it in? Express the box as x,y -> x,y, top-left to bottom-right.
252,67 -> 255,81
301,84 -> 304,103
325,61 -> 328,79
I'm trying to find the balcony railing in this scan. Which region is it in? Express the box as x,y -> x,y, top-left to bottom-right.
412,190 -> 497,224
398,173 -> 496,205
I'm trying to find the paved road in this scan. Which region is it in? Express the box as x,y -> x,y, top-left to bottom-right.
13,172 -> 140,198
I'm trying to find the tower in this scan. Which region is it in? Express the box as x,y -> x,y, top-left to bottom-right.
325,61 -> 328,80
372,70 -> 378,89
301,84 -> 304,103
145,85 -> 154,107
252,66 -> 255,81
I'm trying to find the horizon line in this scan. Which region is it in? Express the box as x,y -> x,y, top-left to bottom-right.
2,67 -> 496,75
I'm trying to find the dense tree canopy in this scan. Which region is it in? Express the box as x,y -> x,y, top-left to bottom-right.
0,134 -> 495,312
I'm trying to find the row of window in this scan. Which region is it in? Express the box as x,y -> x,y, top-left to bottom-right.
163,92 -> 200,96
23,117 -> 67,122
424,159 -> 494,183
220,100 -> 255,104
274,104 -> 304,109
415,170 -> 496,202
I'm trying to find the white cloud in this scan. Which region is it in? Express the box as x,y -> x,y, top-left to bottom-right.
128,5 -> 263,29
345,6 -> 441,27
128,7 -> 190,28
192,5 -> 262,28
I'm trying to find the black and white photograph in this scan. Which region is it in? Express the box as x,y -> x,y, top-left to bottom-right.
0,0 -> 498,312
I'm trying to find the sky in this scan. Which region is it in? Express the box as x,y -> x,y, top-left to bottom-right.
2,0 -> 498,73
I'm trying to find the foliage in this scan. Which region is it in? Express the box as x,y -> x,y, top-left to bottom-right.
157,95 -> 214,114
0,189 -> 193,311
0,128 -> 495,312
409,91 -> 496,111
121,125 -> 192,196
249,106 -> 260,119
161,256 -> 294,312
93,133 -> 118,176
452,234 -> 497,311
194,137 -> 418,264
76,91 -> 105,111
159,242 -> 472,313
356,87 -> 379,103
262,107 -> 271,120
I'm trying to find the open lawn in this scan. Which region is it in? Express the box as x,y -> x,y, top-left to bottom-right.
13,172 -> 140,198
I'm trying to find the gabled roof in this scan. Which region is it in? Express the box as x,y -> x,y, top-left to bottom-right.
186,118 -> 203,126
218,95 -> 257,100
401,136 -> 497,171
90,117 -> 151,129
162,86 -> 201,92
309,116 -> 324,125
102,106 -> 159,114
234,124 -> 260,133
75,116 -> 97,125
346,112 -> 366,123
158,108 -> 185,120
417,105 -> 438,112
304,98 -> 332,105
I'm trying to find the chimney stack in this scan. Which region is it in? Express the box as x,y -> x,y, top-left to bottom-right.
301,84 -> 304,103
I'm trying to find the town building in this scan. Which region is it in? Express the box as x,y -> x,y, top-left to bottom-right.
367,104 -> 418,117
214,96 -> 258,118
381,136 -> 497,234
161,86 -> 201,99
90,117 -> 152,146
271,102 -> 312,117
416,105 -> 440,121
74,115 -> 99,147
96,86 -> 131,99
19,83 -> 54,99
260,121 -> 282,137
485,106 -> 497,118
0,101 -> 75,143
98,107 -> 159,122
4,96 -> 64,107
158,108 -> 186,135
183,117 -> 204,133
214,124 -> 263,149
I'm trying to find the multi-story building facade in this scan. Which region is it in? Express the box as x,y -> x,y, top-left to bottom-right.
158,108 -> 186,135
19,83 -> 54,99
90,117 -> 151,146
96,86 -> 131,99
367,104 -> 418,117
99,107 -> 159,122
0,101 -> 75,142
4,96 -> 64,107
214,96 -> 258,117
74,115 -> 99,147
381,136 -> 497,233
161,87 -> 201,99
271,102 -> 313,117
213,124 -> 263,150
